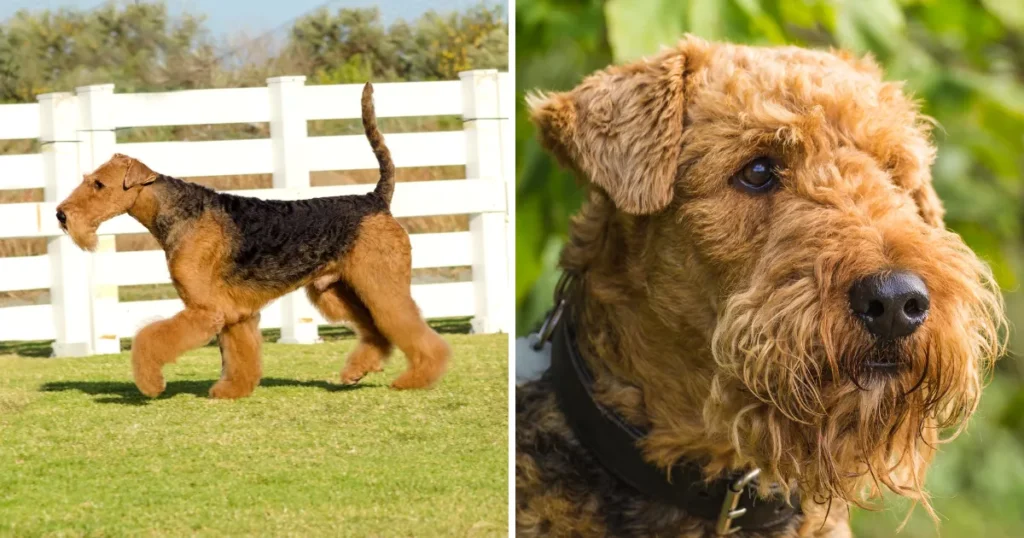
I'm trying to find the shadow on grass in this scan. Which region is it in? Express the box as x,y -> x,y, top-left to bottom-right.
3,318 -> 473,359
40,377 -> 374,406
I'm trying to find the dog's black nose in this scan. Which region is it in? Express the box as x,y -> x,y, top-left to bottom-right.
56,209 -> 66,224
849,271 -> 929,339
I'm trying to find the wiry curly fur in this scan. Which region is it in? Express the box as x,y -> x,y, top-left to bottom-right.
520,36 -> 1006,536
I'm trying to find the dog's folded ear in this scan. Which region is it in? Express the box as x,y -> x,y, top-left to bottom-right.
117,154 -> 159,189
528,38 -> 707,215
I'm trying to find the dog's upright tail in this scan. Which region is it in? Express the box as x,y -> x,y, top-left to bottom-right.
361,82 -> 395,206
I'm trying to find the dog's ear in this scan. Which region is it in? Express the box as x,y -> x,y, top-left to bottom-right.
119,155 -> 158,189
528,39 -> 707,215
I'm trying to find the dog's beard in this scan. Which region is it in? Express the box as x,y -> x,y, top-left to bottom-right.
62,218 -> 100,251
707,243 -> 1003,518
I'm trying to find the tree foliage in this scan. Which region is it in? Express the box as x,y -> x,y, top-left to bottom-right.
0,1 -> 509,104
288,5 -> 507,84
0,3 -> 218,101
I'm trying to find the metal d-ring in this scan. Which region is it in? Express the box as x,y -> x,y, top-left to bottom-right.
715,468 -> 761,535
531,299 -> 565,351
531,272 -> 575,351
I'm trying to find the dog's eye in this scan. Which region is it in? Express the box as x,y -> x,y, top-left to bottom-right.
93,180 -> 104,190
733,157 -> 780,194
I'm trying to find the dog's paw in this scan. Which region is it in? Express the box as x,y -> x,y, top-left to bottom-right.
132,356 -> 166,398
209,379 -> 254,399
390,370 -> 436,390
340,358 -> 383,385
340,371 -> 365,385
134,375 -> 166,398
340,364 -> 380,385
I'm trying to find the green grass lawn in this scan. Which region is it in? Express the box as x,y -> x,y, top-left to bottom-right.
0,333 -> 509,537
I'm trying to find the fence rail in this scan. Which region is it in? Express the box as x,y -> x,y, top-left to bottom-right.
0,70 -> 511,355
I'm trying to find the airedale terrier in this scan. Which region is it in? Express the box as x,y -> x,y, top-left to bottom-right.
55,83 -> 450,399
516,37 -> 1006,537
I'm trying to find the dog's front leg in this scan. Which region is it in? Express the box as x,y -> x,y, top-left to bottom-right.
130,308 -> 225,397
210,314 -> 262,399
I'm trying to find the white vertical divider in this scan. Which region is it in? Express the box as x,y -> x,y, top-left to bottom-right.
268,76 -> 319,344
77,84 -> 122,354
40,92 -> 92,357
497,73 -> 514,305
460,69 -> 509,334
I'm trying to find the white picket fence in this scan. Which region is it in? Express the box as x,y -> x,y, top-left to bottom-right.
0,70 -> 511,356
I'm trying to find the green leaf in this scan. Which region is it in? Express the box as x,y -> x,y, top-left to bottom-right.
731,0 -> 787,43
689,0 -> 723,40
953,69 -> 1024,117
834,0 -> 905,53
982,0 -> 1024,30
605,0 -> 686,61
952,222 -> 1018,290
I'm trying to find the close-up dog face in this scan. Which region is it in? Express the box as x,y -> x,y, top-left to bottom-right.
55,153 -> 158,250
530,37 -> 1006,508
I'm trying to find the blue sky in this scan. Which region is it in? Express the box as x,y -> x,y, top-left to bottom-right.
0,0 -> 506,36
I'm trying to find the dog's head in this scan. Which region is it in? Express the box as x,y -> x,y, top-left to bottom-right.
56,153 -> 158,250
530,37 -> 1005,511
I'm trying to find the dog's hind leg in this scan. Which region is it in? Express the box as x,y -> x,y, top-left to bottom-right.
131,308 -> 225,397
307,282 -> 392,385
341,214 -> 451,390
209,314 -> 262,399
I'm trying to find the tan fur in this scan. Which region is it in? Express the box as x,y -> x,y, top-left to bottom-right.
55,154 -> 449,398
211,314 -> 263,399
56,154 -> 150,251
528,41 -> 706,214
307,281 -> 390,385
336,214 -> 450,389
522,36 -> 1006,534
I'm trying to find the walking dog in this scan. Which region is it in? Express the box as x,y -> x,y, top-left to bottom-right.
517,37 -> 1006,536
56,83 -> 450,399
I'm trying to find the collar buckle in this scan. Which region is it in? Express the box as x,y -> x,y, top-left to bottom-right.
715,468 -> 761,535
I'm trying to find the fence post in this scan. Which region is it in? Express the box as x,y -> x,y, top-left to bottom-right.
460,69 -> 508,334
39,92 -> 92,357
268,75 -> 318,344
76,84 -> 121,355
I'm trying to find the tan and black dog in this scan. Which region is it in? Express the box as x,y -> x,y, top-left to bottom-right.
517,36 -> 1005,537
56,83 -> 450,399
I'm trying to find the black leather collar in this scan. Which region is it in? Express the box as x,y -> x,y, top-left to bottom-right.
548,313 -> 801,534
